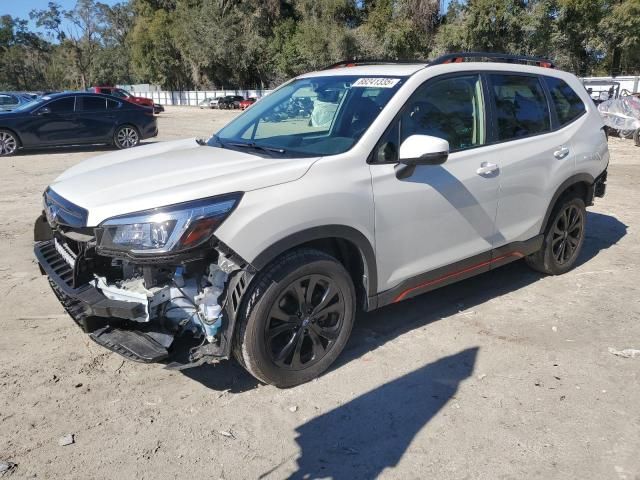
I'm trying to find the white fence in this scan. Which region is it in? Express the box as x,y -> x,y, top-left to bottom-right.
581,76 -> 640,94
120,89 -> 274,107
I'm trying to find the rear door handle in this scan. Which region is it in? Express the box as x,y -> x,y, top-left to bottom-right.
554,146 -> 570,159
476,162 -> 499,175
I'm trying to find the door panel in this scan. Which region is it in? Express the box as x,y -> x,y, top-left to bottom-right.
371,150 -> 501,291
488,74 -> 576,245
27,97 -> 78,146
370,73 -> 501,292
491,131 -> 574,244
75,96 -> 115,142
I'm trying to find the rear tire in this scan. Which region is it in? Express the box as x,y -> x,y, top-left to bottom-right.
114,125 -> 140,149
0,129 -> 19,157
526,195 -> 586,275
234,248 -> 356,388
634,128 -> 639,147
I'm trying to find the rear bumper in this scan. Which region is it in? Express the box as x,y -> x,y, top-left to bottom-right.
594,169 -> 607,199
141,120 -> 159,139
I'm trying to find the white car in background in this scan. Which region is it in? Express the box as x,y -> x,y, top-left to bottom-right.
198,97 -> 220,109
34,52 -> 608,387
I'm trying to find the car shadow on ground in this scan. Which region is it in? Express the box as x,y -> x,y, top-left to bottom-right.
277,348 -> 479,480
180,211 -> 627,393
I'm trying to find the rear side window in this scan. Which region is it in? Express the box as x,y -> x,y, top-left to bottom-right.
490,74 -> 550,140
46,97 -> 75,113
78,96 -> 106,111
107,99 -> 120,109
544,77 -> 586,126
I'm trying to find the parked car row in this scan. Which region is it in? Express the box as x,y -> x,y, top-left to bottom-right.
198,95 -> 259,110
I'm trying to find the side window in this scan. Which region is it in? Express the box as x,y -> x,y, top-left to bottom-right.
78,96 -> 106,111
399,74 -> 486,151
107,99 -> 121,109
490,74 -> 550,140
0,94 -> 18,106
544,77 -> 586,126
46,97 -> 75,113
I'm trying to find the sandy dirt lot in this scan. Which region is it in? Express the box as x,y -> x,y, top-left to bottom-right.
1,107 -> 639,480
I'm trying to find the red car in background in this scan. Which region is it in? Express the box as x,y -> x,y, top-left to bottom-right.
239,97 -> 258,110
89,87 -> 158,112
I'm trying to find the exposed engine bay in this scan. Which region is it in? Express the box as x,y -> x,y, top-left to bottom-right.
35,212 -> 251,367
94,255 -> 231,341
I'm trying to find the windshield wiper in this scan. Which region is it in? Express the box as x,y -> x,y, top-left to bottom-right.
226,141 -> 286,155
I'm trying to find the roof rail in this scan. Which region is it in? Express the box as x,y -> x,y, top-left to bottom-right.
429,52 -> 555,69
323,58 -> 427,70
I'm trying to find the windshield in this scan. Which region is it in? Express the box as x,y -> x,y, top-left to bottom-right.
212,75 -> 406,157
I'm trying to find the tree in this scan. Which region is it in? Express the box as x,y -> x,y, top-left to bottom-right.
31,0 -> 103,88
600,0 -> 640,75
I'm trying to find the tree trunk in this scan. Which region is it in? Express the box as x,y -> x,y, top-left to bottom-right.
610,47 -> 621,77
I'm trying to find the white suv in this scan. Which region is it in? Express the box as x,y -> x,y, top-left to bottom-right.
34,53 -> 608,387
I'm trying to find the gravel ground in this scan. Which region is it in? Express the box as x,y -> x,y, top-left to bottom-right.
0,107 -> 638,480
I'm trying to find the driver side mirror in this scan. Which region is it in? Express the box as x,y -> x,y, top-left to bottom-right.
395,135 -> 449,179
36,107 -> 51,116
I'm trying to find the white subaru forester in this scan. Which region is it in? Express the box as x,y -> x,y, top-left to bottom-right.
34,53 -> 608,387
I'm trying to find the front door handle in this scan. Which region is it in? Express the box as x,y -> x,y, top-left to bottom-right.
476,162 -> 499,175
554,146 -> 570,159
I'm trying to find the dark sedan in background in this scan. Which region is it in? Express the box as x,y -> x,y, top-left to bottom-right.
218,95 -> 245,109
0,92 -> 158,157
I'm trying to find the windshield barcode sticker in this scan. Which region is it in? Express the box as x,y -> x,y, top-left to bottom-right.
352,78 -> 400,88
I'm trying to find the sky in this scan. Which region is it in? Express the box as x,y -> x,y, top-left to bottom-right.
1,0 -> 120,21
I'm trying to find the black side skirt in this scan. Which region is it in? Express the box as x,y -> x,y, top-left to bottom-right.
372,234 -> 543,309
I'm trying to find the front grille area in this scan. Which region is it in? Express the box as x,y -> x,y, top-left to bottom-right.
34,240 -> 88,295
38,240 -> 75,287
44,188 -> 88,228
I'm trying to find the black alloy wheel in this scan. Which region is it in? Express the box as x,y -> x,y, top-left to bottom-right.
233,248 -> 355,387
265,274 -> 345,370
526,195 -> 586,275
551,203 -> 584,265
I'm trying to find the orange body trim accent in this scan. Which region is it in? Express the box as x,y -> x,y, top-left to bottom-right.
393,252 -> 524,302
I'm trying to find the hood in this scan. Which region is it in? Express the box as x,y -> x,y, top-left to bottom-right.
50,138 -> 318,226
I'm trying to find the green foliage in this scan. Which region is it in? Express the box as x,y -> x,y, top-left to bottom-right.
2,0 -> 639,91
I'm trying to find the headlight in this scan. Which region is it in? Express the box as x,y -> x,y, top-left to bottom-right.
98,193 -> 242,255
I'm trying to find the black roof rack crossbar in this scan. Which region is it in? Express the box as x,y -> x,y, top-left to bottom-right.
429,52 -> 555,69
323,58 -> 428,70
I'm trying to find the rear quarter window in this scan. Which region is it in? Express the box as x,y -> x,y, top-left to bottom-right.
544,77 -> 586,126
490,74 -> 551,141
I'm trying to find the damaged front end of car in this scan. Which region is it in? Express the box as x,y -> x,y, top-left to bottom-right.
33,188 -> 253,368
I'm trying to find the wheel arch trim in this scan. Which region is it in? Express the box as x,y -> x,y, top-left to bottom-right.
249,225 -> 378,299
540,173 -> 595,235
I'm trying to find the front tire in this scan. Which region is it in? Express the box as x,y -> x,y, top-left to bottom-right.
0,129 -> 19,157
234,249 -> 356,387
114,125 -> 140,149
526,195 -> 586,275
